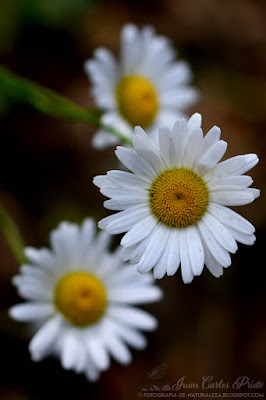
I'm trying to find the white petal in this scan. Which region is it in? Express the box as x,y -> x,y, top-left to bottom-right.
209,175 -> 253,190
170,119 -> 189,167
188,113 -> 202,131
208,203 -> 255,234
13,278 -> 52,301
108,286 -> 162,304
100,184 -> 146,199
93,175 -> 110,188
92,130 -> 119,150
158,127 -> 172,168
104,194 -> 148,210
61,330 -> 81,370
132,132 -> 165,174
166,230 -> 181,276
202,212 -> 237,253
84,354 -> 101,381
183,128 -> 203,168
210,189 -> 256,206
121,24 -> 139,74
49,222 -> 79,266
153,245 -> 169,279
197,140 -> 227,173
93,229 -> 112,254
186,226 -> 204,276
24,247 -> 55,270
115,147 -> 156,180
85,336 -> 110,371
201,239 -> 223,278
157,61 -> 192,90
94,47 -> 118,82
203,155 -> 246,182
104,332 -> 132,365
153,229 -> 180,279
234,154 -> 259,175
99,205 -> 149,234
114,323 -> 147,349
121,234 -> 153,264
121,215 -> 157,247
80,218 -> 95,240
225,226 -> 256,245
107,264 -> 145,286
179,230 -> 194,283
29,315 -> 63,361
137,225 -> 169,274
108,306 -> 158,331
161,88 -> 199,109
195,126 -> 221,163
107,169 -> 150,188
9,302 -> 54,321
198,219 -> 231,268
247,188 -> 260,199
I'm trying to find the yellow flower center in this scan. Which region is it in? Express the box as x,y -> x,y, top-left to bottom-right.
54,271 -> 107,327
116,75 -> 158,128
149,168 -> 209,228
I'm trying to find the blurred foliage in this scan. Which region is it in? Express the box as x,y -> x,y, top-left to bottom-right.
16,0 -> 95,27
0,65 -> 100,123
0,204 -> 25,264
0,0 -> 19,53
0,66 -> 132,144
0,0 -> 96,54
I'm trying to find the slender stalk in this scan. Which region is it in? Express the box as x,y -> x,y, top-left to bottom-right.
0,65 -> 132,146
0,204 -> 25,264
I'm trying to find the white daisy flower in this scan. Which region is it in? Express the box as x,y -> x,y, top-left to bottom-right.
94,113 -> 260,283
9,219 -> 162,381
84,23 -> 199,149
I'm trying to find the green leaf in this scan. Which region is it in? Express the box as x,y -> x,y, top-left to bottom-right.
0,65 -> 132,145
0,204 -> 25,265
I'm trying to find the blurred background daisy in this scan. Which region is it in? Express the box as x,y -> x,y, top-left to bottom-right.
9,219 -> 162,382
84,23 -> 198,149
0,0 -> 266,399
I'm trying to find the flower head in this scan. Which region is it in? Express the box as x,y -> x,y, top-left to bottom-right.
94,113 -> 260,283
84,24 -> 199,149
9,219 -> 162,381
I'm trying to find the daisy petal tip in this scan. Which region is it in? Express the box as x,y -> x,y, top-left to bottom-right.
192,264 -> 204,277
248,153 -> 259,164
137,263 -> 153,275
182,274 -> 194,284
122,23 -> 137,35
211,269 -> 224,278
97,219 -> 108,230
149,317 -> 159,331
30,349 -> 42,363
93,175 -> 105,188
83,59 -> 92,74
134,126 -> 146,137
188,112 -> 202,130
153,270 -> 166,280
253,189 -> 261,199
8,306 -> 16,319
173,118 -> 187,130
223,260 -> 232,269
155,288 -> 164,301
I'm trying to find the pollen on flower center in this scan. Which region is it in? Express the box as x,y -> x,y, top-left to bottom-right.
149,168 -> 209,228
116,75 -> 158,128
54,271 -> 107,326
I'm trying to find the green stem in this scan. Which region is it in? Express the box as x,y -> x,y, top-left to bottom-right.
0,65 -> 132,146
0,204 -> 25,265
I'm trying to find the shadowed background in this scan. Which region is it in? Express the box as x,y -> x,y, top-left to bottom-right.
0,0 -> 266,399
